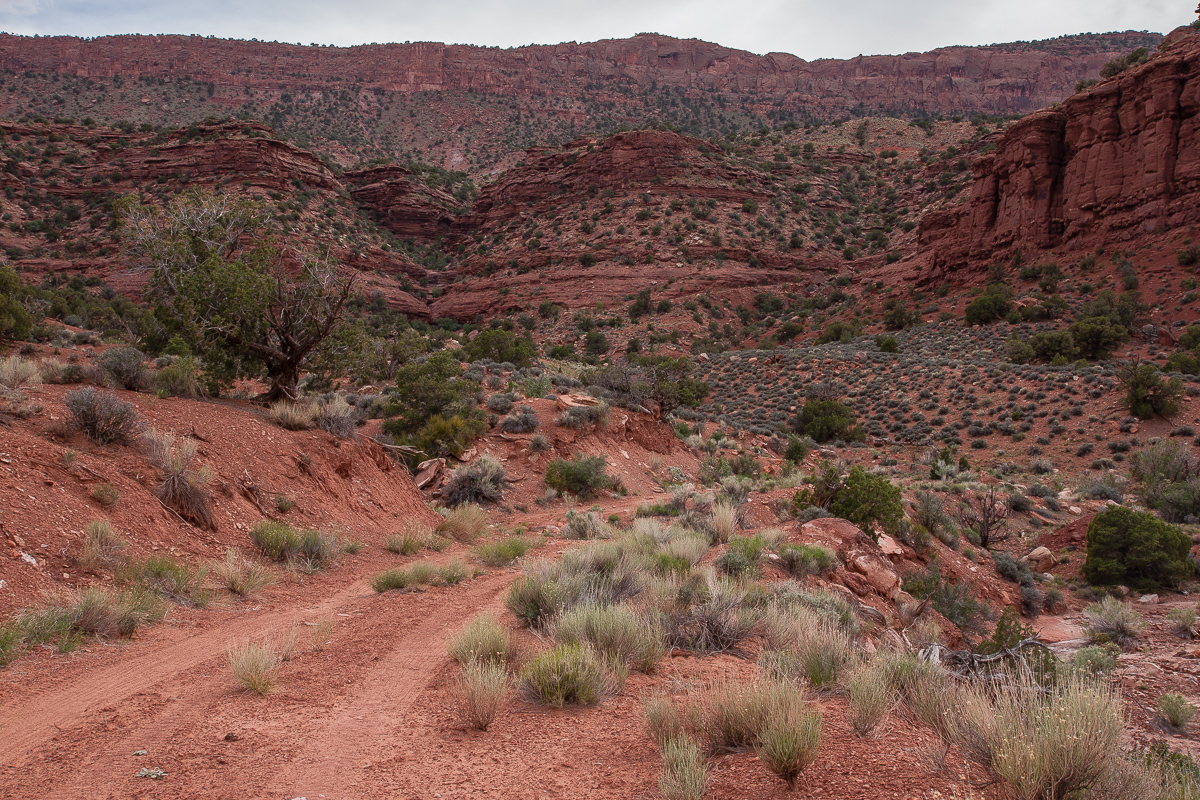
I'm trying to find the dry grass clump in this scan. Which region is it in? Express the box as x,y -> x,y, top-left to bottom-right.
63,387 -> 141,444
19,587 -> 165,649
1167,606 -> 1196,639
552,603 -> 664,673
116,554 -> 209,607
518,643 -> 616,707
310,616 -> 335,651
210,548 -> 276,597
709,500 -> 739,543
448,612 -> 519,667
658,737 -> 707,800
450,660 -> 512,731
144,427 -> 215,530
371,560 -> 469,592
315,395 -> 361,438
78,520 -> 127,569
269,401 -> 317,430
1157,692 -> 1197,732
1082,596 -> 1145,648
437,503 -> 488,542
794,620 -> 853,689
227,640 -> 280,695
845,657 -> 895,737
248,521 -> 339,572
474,535 -> 538,566
755,699 -> 822,791
946,673 -> 1123,800
0,355 -> 41,389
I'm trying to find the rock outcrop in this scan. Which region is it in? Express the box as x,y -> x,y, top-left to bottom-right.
921,29 -> 1200,280
0,30 -> 1162,118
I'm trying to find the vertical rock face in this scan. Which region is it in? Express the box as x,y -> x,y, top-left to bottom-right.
922,29 -> 1200,280
346,166 -> 458,239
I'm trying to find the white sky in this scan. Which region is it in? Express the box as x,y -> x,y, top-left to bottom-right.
0,1 -> 1191,60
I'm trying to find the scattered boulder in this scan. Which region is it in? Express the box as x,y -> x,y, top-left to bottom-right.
1023,546 -> 1056,572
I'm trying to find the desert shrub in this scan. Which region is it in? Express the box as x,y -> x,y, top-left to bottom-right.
545,454 -> 616,498
562,510 -> 612,539
703,679 -> 788,751
755,701 -> 822,791
1168,606 -> 1196,639
666,591 -> 756,654
269,401 -> 317,430
437,503 -> 489,541
794,621 -> 853,688
443,456 -> 506,506
556,402 -> 609,429
0,355 -> 41,389
948,673 -> 1123,800
449,612 -> 518,666
117,554 -> 209,607
99,347 -> 150,391
709,500 -> 740,544
964,283 -> 1011,325
828,467 -> 903,540
1083,596 -> 1145,648
451,660 -> 511,731
846,658 -> 895,737
64,387 -> 140,444
486,393 -> 514,413
144,427 -> 215,530
227,640 -> 279,694
505,572 -> 564,628
21,587 -> 165,644
778,544 -> 836,578
152,356 -> 204,398
316,395 -> 362,437
783,434 -> 815,464
248,521 -> 338,571
382,352 -> 483,449
462,329 -> 535,368
1066,644 -> 1118,678
1083,505 -> 1191,590
1117,360 -> 1182,420
0,264 -> 32,341
498,404 -> 539,433
528,433 -> 553,453
210,548 -> 275,597
792,399 -> 862,443
658,737 -> 707,800
475,535 -> 536,566
78,520 -> 126,568
553,603 -> 664,672
1157,693 -> 1196,732
519,643 -> 613,707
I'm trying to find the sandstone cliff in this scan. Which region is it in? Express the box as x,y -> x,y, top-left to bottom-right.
920,28 -> 1200,280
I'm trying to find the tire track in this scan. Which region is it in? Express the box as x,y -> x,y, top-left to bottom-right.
0,579 -> 374,769
269,570 -> 513,799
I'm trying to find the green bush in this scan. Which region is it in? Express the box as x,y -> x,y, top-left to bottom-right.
829,467 -> 904,540
409,414 -> 487,460
1083,506 -> 1191,591
462,329 -> 536,368
1069,316 -> 1128,359
792,399 -> 862,443
0,264 -> 32,341
778,544 -> 837,578
964,284 -> 1011,325
545,454 -> 616,498
381,352 -> 480,440
1117,361 -> 1181,419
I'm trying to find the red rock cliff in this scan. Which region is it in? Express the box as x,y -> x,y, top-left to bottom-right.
0,31 -> 1163,117
920,29 -> 1200,280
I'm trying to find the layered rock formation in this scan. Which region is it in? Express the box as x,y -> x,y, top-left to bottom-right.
0,30 -> 1162,118
920,28 -> 1200,280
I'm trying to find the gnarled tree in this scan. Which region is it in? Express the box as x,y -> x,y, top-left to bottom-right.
121,189 -> 354,402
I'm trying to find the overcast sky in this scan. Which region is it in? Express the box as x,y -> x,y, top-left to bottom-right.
0,1 -> 1190,60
